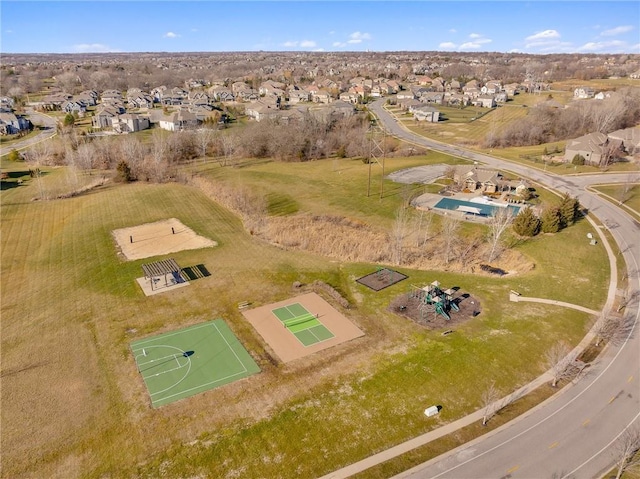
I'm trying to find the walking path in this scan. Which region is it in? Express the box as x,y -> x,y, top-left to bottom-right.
318,170 -> 619,479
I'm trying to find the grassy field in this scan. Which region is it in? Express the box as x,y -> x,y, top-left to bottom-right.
591,183 -> 640,221
1,154 -> 610,478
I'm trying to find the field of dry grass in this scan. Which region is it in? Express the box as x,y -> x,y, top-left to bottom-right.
1,154 -> 611,478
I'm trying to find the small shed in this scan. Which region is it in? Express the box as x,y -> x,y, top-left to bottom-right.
142,258 -> 185,291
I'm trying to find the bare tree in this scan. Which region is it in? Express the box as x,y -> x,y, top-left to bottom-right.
390,206 -> 410,265
481,381 -> 500,426
618,290 -> 640,313
25,141 -> 53,200
487,207 -> 514,262
217,130 -> 239,167
612,426 -> 640,479
414,209 -> 434,247
119,136 -> 145,178
196,127 -> 216,162
442,216 -> 461,264
149,130 -> 169,181
545,342 -> 579,387
618,174 -> 639,205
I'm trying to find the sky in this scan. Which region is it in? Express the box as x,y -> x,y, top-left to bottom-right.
1,1 -> 639,55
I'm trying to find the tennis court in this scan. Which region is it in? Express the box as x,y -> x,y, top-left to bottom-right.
131,319 -> 260,408
272,302 -> 335,346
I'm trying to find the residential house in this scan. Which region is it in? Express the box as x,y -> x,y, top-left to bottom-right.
481,81 -> 501,95
158,110 -> 199,131
573,87 -> 595,99
111,113 -> 150,133
92,104 -> 121,129
411,105 -> 440,122
453,165 -> 503,194
289,89 -> 311,104
245,101 -> 280,122
0,112 -> 30,135
420,92 -> 444,105
630,70 -> 640,80
339,91 -> 359,104
504,83 -> 519,96
472,95 -> 496,108
312,90 -> 332,104
607,126 -> 640,156
396,91 -> 415,101
495,92 -> 508,103
77,90 -> 98,106
101,90 -> 123,102
563,132 -> 623,165
62,100 -> 87,116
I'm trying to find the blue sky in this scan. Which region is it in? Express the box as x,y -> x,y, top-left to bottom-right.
1,1 -> 639,54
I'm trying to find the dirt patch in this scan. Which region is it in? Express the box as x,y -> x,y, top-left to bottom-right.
356,268 -> 408,291
242,292 -> 365,363
112,218 -> 217,261
388,288 -> 481,330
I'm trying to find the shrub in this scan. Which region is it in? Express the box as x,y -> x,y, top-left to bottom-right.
571,154 -> 585,166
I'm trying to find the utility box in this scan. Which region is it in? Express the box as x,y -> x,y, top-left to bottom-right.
424,406 -> 439,417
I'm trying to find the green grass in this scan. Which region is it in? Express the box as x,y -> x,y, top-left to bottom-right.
1,154 -> 611,478
591,184 -> 640,221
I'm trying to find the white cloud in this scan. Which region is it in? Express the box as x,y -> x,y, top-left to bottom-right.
313,48 -> 325,52
163,32 -> 180,38
284,40 -> 317,49
329,30 -> 335,35
600,25 -> 634,36
577,40 -> 626,52
439,42 -> 457,49
333,41 -> 346,48
459,42 -> 482,49
5,29 -> 13,34
508,49 -> 523,53
347,31 -> 372,44
469,33 -> 482,39
73,43 -> 118,53
448,28 -> 457,33
525,29 -> 560,41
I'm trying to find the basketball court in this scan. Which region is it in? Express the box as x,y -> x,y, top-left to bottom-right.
242,292 -> 365,363
131,320 -> 260,407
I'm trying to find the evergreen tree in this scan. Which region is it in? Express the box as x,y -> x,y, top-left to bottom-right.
512,207 -> 540,237
541,206 -> 562,233
115,160 -> 133,183
559,193 -> 581,227
63,113 -> 75,127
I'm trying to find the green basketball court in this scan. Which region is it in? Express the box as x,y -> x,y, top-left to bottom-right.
272,303 -> 335,346
131,319 -> 260,408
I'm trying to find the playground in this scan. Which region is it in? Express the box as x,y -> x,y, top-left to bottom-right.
388,281 -> 481,329
242,292 -> 365,363
112,218 -> 217,261
130,320 -> 260,407
356,267 -> 408,291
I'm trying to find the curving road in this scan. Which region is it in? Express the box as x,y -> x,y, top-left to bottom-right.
0,108 -> 57,157
366,100 -> 640,479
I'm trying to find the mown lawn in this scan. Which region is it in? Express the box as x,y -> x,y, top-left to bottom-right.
591,183 -> 640,221
1,155 -> 610,478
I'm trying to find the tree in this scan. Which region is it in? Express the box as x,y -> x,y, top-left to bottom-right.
63,113 -> 75,127
7,149 -> 21,162
618,174 -> 638,205
481,381 -> 500,426
540,206 -> 562,233
512,207 -> 540,237
545,342 -> 578,387
115,160 -> 133,183
611,426 -> 640,479
196,127 -> 216,162
558,193 -> 580,227
442,216 -> 461,264
571,154 -> 585,166
487,207 -> 514,262
390,206 -> 410,265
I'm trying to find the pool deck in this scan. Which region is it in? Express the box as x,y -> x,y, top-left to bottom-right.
412,192 -> 526,223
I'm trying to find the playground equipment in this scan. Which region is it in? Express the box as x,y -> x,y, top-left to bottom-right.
410,280 -> 459,321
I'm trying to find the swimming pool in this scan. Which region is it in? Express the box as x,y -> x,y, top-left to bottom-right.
434,198 -> 522,217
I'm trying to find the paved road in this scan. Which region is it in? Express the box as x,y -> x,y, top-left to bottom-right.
364,100 -> 640,479
0,109 -> 57,157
